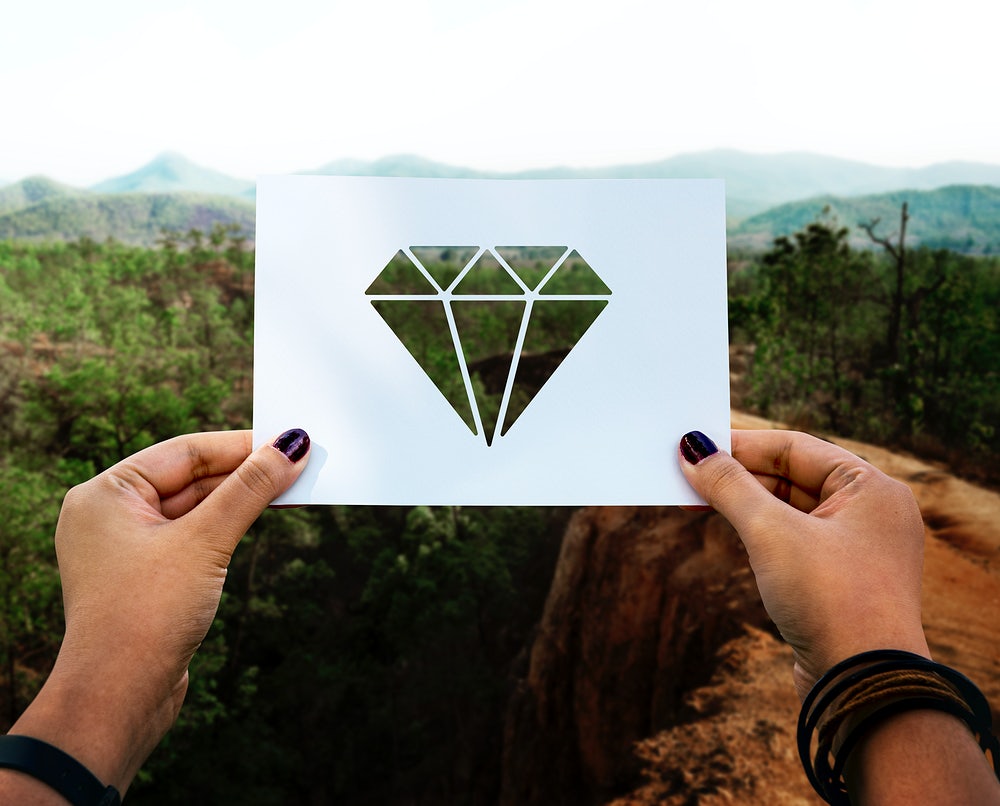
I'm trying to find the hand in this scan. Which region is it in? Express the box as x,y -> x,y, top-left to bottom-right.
6,428 -> 310,798
678,429 -> 929,699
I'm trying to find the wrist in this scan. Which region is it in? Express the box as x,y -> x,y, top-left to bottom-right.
9,644 -> 181,794
0,735 -> 121,805
798,650 -> 1000,804
795,630 -> 931,699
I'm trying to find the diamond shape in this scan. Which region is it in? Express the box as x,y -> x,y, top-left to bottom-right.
367,246 -> 611,445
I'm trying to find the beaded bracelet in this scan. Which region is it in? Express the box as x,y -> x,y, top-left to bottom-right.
797,649 -> 1000,805
0,735 -> 121,805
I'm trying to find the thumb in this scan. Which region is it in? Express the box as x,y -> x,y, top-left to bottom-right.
189,428 -> 311,555
678,430 -> 785,550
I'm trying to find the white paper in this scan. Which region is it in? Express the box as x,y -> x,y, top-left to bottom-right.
253,176 -> 730,505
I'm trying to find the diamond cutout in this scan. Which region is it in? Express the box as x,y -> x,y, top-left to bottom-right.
367,246 -> 611,444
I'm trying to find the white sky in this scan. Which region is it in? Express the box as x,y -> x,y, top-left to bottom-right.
2,0 -> 997,186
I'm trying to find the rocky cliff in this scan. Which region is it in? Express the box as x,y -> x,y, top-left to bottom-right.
501,412 -> 1000,804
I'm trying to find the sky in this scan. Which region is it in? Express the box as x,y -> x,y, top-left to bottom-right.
2,0 -> 998,187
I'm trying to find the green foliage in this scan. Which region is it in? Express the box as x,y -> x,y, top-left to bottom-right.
0,463 -> 63,725
732,212 -> 1000,480
744,219 -> 878,433
5,231 -> 252,454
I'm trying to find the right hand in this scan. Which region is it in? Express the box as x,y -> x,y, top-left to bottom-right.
677,429 -> 930,699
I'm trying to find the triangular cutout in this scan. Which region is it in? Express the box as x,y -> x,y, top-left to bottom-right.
501,299 -> 608,436
370,299 -> 476,433
411,246 -> 478,290
366,250 -> 436,295
451,300 -> 526,445
453,250 -> 524,295
495,246 -> 567,290
538,250 -> 611,295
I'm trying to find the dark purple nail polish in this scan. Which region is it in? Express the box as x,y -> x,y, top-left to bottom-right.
273,428 -> 310,463
680,431 -> 718,465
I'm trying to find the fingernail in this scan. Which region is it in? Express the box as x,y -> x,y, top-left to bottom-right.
680,431 -> 718,465
273,428 -> 310,463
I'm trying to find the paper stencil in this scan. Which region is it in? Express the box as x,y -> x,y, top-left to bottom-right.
253,177 -> 730,505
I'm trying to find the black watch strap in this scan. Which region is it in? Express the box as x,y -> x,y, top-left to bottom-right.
0,734 -> 121,805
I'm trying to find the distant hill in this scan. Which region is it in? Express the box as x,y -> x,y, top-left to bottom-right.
313,154 -> 487,180
308,151 -> 1000,220
2,150 -> 1000,251
0,176 -> 87,215
6,150 -> 1000,214
729,185 -> 1000,254
90,152 -> 255,198
2,183 -> 993,253
0,192 -> 255,246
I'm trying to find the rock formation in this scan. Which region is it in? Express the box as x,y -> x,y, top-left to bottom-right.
501,412 -> 1000,804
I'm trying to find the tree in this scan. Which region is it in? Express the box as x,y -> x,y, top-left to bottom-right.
747,215 -> 876,432
860,202 -> 951,370
860,202 -> 910,367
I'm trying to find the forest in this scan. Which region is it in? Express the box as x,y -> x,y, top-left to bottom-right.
0,213 -> 998,803
730,207 -> 1000,481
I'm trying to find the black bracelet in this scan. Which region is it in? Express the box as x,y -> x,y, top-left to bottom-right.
797,649 -> 1000,804
0,735 -> 121,805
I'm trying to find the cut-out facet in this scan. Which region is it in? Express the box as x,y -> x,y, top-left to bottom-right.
539,249 -> 612,295
452,300 -> 526,445
495,246 -> 567,290
370,299 -> 476,432
501,299 -> 609,436
366,250 -> 437,295
410,246 -> 478,290
453,250 -> 524,295
367,246 -> 611,445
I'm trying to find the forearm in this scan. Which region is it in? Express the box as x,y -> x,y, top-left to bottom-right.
0,770 -> 66,805
846,709 -> 1000,805
1,647 -> 179,802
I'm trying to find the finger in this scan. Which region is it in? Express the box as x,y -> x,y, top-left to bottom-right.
731,430 -> 867,501
158,473 -> 230,520
746,470 -> 821,513
183,429 -> 311,556
680,431 -> 821,512
678,430 -> 795,549
113,431 -> 253,503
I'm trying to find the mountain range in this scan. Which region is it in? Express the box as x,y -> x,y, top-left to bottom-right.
2,151 -> 999,251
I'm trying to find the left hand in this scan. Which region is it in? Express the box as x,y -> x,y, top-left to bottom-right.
8,429 -> 310,796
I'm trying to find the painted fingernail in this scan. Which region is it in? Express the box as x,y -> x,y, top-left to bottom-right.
680,431 -> 718,465
273,428 -> 310,463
